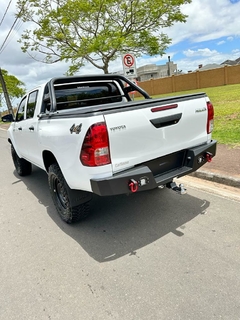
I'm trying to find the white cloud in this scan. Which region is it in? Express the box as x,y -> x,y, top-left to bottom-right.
136,54 -> 172,67
183,48 -> 220,58
217,41 -> 225,45
166,0 -> 240,45
232,49 -> 240,54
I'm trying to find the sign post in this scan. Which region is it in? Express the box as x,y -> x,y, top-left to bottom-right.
122,53 -> 137,78
122,53 -> 138,100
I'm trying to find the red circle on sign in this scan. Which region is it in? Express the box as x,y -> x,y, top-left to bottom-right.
123,54 -> 134,68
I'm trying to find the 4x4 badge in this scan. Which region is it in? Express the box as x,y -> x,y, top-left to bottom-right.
70,123 -> 82,134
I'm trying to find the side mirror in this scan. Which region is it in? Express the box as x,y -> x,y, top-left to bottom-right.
1,114 -> 14,122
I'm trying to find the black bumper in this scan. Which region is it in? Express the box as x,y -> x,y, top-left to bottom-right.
90,140 -> 217,196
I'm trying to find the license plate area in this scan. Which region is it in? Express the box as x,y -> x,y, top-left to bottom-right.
141,150 -> 186,177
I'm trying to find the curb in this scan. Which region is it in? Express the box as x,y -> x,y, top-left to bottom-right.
190,170 -> 240,189
0,124 -> 9,131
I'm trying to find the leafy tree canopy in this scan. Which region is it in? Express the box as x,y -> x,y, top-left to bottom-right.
17,0 -> 191,74
0,69 -> 25,100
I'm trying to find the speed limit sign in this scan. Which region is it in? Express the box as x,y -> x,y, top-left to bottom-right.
122,53 -> 137,77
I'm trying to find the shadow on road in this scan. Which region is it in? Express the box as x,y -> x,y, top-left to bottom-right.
14,165 -> 210,262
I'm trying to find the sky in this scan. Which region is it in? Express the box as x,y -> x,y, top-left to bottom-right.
0,0 -> 240,108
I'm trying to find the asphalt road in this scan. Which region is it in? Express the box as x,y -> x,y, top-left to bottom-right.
0,128 -> 240,320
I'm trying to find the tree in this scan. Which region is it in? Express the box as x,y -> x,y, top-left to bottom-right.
17,0 -> 191,74
0,69 -> 25,98
0,69 -> 25,112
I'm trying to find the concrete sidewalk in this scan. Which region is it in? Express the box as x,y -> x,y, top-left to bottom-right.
1,123 -> 239,188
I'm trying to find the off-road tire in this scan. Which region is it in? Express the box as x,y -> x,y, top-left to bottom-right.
48,163 -> 90,223
11,145 -> 32,176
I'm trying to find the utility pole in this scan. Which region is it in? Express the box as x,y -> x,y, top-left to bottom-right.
167,56 -> 171,77
0,68 -> 14,116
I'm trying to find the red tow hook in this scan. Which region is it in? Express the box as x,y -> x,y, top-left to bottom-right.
129,179 -> 139,193
205,152 -> 213,162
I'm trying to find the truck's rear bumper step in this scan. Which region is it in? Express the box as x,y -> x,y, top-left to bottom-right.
90,140 -> 217,196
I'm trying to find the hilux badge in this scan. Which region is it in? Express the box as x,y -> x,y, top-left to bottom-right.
70,123 -> 82,134
195,107 -> 206,113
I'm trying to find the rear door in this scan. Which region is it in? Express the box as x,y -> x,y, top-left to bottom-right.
104,95 -> 209,173
22,89 -> 42,165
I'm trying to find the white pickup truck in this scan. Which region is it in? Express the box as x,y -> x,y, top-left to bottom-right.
6,74 -> 216,223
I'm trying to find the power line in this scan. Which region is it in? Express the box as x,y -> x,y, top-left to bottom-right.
0,2 -> 25,55
0,15 -> 20,54
0,0 -> 13,27
0,18 -> 23,53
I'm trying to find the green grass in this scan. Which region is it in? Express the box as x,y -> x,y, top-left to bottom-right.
151,84 -> 240,147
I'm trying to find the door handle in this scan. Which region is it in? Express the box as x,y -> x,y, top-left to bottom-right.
29,126 -> 34,131
18,127 -> 22,131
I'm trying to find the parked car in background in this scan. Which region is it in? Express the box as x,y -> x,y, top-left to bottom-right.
1,113 -> 14,122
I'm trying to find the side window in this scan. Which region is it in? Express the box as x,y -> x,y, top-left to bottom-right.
16,97 -> 27,122
26,90 -> 38,119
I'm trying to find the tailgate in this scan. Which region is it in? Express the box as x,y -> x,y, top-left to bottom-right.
104,95 -> 209,173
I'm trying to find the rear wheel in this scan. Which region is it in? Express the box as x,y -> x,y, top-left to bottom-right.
48,163 -> 90,223
11,145 -> 32,176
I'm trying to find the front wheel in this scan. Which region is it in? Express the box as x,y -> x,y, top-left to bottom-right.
48,163 -> 90,223
11,145 -> 32,176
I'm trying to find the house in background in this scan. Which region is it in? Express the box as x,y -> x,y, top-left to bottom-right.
193,57 -> 240,72
221,57 -> 240,66
197,63 -> 223,71
137,61 -> 177,81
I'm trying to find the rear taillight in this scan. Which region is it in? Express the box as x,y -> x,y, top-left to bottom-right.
207,101 -> 214,134
80,122 -> 111,166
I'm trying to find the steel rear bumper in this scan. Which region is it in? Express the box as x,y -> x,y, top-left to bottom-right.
90,140 -> 217,196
